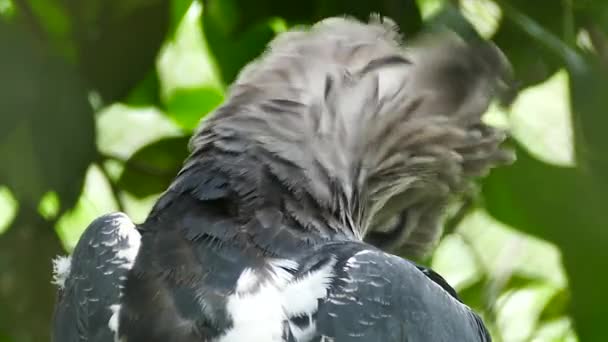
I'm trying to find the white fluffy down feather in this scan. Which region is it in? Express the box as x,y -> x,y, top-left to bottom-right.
52,255 -> 72,289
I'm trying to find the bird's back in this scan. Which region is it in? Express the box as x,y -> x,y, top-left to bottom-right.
115,191 -> 489,342
52,193 -> 490,342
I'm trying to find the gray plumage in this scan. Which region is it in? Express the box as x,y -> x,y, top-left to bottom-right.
52,16 -> 513,342
185,16 -> 513,256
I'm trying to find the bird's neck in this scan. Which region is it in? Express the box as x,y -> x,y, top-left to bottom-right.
147,159 -> 359,256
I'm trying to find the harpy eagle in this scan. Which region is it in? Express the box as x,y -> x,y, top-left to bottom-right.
52,16 -> 514,342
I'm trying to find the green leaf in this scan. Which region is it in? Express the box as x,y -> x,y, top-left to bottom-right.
482,142 -> 578,243
0,20 -> 95,208
38,191 -> 60,220
530,317 -> 577,342
423,2 -> 483,41
204,0 -> 424,44
169,0 -> 194,37
457,210 -> 568,288
0,187 -> 18,234
157,1 -> 224,127
124,69 -> 162,107
479,11 -> 608,336
65,0 -> 171,102
315,0 -> 423,35
497,284 -> 565,341
430,234 -> 481,289
0,0 -> 15,18
459,0 -> 502,38
203,1 -> 276,84
500,272 -> 546,293
96,104 -> 183,159
508,70 -> 574,166
55,165 -> 119,251
457,275 -> 488,311
538,287 -> 571,323
0,331 -> 11,342
569,56 -> 608,184
117,136 -> 190,198
203,0 -> 314,32
494,0 -> 568,87
165,86 -> 224,130
23,0 -> 75,58
202,0 -> 423,86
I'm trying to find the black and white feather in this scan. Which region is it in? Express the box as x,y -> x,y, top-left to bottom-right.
52,16 -> 513,342
52,213 -> 140,342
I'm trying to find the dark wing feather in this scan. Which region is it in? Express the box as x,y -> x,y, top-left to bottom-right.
415,264 -> 462,302
315,247 -> 490,342
52,213 -> 140,342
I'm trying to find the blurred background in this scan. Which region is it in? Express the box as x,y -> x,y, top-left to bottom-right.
1,0 -> 607,341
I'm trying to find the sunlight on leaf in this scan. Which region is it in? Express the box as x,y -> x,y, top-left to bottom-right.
532,317 -> 578,342
170,0 -> 195,35
416,0 -> 445,20
55,165 -> 118,251
268,17 -> 288,34
460,210 -> 567,288
497,284 -> 565,342
38,191 -> 60,220
97,104 -> 183,160
158,1 -> 224,130
0,0 -> 14,18
158,1 -> 222,89
0,186 -> 17,234
102,159 -> 125,181
121,192 -> 161,224
509,70 -> 575,166
460,0 -> 501,38
483,101 -> 510,129
456,209 -> 577,339
432,234 -> 482,289
435,208 -> 574,341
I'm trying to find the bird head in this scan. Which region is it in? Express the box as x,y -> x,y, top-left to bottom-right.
185,16 -> 515,257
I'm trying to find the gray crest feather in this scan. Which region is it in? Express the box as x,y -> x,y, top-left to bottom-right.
187,16 -> 514,256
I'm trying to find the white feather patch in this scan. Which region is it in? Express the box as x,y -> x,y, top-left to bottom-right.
113,214 -> 141,269
235,268 -> 260,294
218,257 -> 336,342
108,304 -> 121,342
220,276 -> 289,342
281,257 -> 336,317
51,255 -> 72,289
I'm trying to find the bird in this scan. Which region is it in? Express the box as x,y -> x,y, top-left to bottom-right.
52,16 -> 514,342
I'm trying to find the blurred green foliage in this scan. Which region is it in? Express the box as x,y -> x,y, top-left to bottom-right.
1,0 -> 607,341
